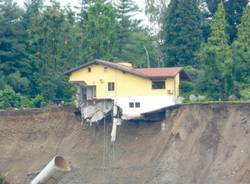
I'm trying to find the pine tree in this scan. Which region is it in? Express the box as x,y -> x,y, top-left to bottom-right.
115,0 -> 139,59
27,1 -> 77,101
203,0 -> 248,42
204,0 -> 221,15
23,0 -> 44,29
232,7 -> 250,97
162,0 -> 203,66
0,0 -> 31,94
198,3 -> 233,100
224,0 -> 248,42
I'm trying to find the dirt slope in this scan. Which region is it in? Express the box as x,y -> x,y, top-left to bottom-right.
0,104 -> 249,184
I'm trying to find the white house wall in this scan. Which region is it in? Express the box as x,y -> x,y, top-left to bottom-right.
113,96 -> 177,120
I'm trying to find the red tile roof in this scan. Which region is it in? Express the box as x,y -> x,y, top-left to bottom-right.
135,68 -> 183,78
65,59 -> 190,80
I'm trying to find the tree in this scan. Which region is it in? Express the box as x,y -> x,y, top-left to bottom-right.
197,3 -> 233,100
83,0 -> 118,60
114,0 -> 139,59
232,7 -> 250,98
118,30 -> 159,67
0,0 -> 31,94
202,0 -> 248,42
162,0 -> 203,66
145,0 -> 170,25
204,0 -> 221,15
0,86 -> 21,109
224,0 -> 249,42
24,1 -> 76,102
23,0 -> 44,29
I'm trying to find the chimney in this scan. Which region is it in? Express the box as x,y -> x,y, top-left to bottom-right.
118,62 -> 133,67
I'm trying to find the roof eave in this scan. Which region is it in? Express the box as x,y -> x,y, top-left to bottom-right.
64,59 -> 99,75
64,59 -> 190,81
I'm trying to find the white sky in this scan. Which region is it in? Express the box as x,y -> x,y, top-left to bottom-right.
15,0 -> 150,25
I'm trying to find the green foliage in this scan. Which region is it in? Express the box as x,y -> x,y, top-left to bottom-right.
32,95 -> 46,108
204,0 -> 221,15
197,3 -> 233,100
0,0 -> 249,107
202,0 -> 248,42
224,0 -> 248,42
232,7 -> 250,96
115,0 -> 139,58
0,86 -> 22,109
117,31 -> 158,67
6,72 -> 30,94
20,96 -> 33,108
145,0 -> 169,24
239,85 -> 250,100
180,66 -> 201,96
36,74 -> 73,103
0,86 -> 48,109
0,86 -> 46,109
0,0 -> 28,76
22,0 -> 80,103
83,0 -> 118,60
162,0 -> 203,66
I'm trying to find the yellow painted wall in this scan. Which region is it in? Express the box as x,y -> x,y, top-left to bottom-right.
175,73 -> 180,97
69,64 -> 180,98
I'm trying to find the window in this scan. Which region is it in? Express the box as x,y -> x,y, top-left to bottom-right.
88,67 -> 91,72
152,81 -> 165,89
108,82 -> 115,91
129,102 -> 134,108
135,102 -> 140,108
129,102 -> 140,108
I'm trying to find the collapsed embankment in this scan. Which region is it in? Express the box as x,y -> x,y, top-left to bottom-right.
0,103 -> 249,184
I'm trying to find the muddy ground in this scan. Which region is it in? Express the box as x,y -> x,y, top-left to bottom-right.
0,103 -> 249,184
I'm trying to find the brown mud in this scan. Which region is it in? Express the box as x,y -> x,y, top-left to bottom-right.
0,104 -> 249,184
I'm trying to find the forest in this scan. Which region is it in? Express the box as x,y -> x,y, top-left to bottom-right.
0,0 -> 249,108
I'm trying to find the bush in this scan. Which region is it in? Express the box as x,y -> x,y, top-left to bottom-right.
0,86 -> 21,109
0,86 -> 47,109
240,85 -> 250,100
32,95 -> 46,108
20,96 -> 33,108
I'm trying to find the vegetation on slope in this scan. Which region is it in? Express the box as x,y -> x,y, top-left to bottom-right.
0,0 -> 249,108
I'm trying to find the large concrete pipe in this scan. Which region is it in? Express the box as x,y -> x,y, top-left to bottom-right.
31,156 -> 71,184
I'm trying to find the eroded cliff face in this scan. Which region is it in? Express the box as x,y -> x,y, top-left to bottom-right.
147,104 -> 250,184
0,104 -> 249,184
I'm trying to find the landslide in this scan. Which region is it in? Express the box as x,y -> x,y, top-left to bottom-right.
0,103 -> 249,184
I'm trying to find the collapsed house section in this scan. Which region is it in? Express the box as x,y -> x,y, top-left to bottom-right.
77,98 -> 114,124
75,85 -> 122,142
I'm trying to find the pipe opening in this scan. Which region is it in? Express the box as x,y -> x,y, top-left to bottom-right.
54,156 -> 71,171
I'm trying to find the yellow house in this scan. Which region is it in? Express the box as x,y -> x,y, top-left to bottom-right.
66,59 -> 189,119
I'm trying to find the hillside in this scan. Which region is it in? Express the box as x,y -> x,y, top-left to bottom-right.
0,103 -> 249,184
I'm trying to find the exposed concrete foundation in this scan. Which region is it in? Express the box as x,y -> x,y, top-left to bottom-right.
78,99 -> 114,124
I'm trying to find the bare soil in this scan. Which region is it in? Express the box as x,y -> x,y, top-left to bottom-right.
0,103 -> 249,184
